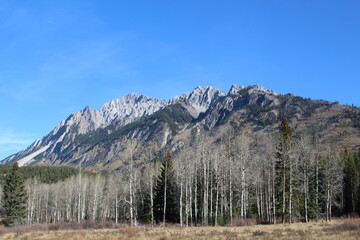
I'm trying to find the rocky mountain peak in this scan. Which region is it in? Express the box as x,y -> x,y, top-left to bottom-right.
178,86 -> 227,115
228,84 -> 277,96
100,93 -> 168,126
248,85 -> 278,95
228,85 -> 246,95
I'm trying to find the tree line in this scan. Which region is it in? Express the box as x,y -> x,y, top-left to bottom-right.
0,165 -> 86,184
1,118 -> 359,226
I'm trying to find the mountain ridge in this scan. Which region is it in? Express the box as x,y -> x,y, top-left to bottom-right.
2,84 -> 359,170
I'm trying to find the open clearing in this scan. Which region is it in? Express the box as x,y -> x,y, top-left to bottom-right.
0,219 -> 359,240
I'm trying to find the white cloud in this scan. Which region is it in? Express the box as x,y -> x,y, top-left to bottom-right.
0,130 -> 34,146
0,144 -> 24,161
0,136 -> 33,145
0,131 -> 35,161
0,39 -> 131,103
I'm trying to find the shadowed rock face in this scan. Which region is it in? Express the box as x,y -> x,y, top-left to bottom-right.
177,86 -> 227,117
2,84 -> 359,171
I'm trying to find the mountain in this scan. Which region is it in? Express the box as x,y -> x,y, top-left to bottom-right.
3,93 -> 168,167
2,85 -> 360,171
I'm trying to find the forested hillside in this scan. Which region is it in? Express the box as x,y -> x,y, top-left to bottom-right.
0,165 -> 83,185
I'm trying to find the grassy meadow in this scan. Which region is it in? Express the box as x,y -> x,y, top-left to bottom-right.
0,218 -> 359,240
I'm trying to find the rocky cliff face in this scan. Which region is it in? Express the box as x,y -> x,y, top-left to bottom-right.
176,86 -> 227,117
101,93 -> 169,127
3,93 -> 168,167
2,84 -> 360,170
200,85 -> 280,129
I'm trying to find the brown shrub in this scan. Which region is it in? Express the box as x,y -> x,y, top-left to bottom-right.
228,217 -> 257,226
328,218 -> 360,232
0,220 -> 125,237
340,219 -> 360,230
13,225 -> 34,237
119,226 -> 137,233
0,225 -> 9,235
222,230 -> 239,238
253,230 -> 266,236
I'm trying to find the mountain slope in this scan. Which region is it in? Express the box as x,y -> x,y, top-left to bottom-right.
2,85 -> 360,171
3,93 -> 168,167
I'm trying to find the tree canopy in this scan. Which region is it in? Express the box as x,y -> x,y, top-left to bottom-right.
2,162 -> 27,226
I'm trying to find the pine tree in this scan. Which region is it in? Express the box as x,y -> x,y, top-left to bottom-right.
343,149 -> 359,215
2,162 -> 27,226
153,152 -> 179,224
356,151 -> 360,215
275,118 -> 293,223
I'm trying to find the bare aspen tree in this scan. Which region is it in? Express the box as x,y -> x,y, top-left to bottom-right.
312,136 -> 320,222
68,176 -> 76,221
234,134 -> 251,219
194,149 -> 199,225
89,175 -> 102,222
26,178 -> 39,225
214,148 -> 221,226
209,148 -> 215,225
81,175 -> 88,222
323,145 -> 343,222
101,177 -> 111,222
162,156 -> 167,226
125,139 -> 138,226
224,131 -> 234,223
186,149 -> 195,226
265,136 -> 277,224
107,173 -> 121,224
198,133 -> 210,226
148,151 -> 160,227
77,168 -> 82,223
295,135 -> 314,223
175,150 -> 186,227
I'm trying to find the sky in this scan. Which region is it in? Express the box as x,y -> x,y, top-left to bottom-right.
0,0 -> 359,160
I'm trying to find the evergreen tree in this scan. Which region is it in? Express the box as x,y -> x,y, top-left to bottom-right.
138,167 -> 152,223
343,149 -> 359,215
275,118 -> 293,223
153,152 -> 179,224
139,191 -> 152,223
2,162 -> 27,226
356,151 -> 360,215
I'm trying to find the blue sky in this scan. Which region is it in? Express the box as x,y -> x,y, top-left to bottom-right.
0,0 -> 359,160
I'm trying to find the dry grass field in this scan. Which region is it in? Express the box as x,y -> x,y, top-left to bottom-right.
0,218 -> 359,240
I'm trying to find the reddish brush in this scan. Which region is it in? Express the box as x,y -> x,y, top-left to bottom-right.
227,218 -> 257,226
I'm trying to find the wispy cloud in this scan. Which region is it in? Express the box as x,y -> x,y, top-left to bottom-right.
0,130 -> 35,160
0,130 -> 34,145
0,136 -> 33,145
0,39 -> 132,103
0,1 -> 137,103
40,41 -> 127,80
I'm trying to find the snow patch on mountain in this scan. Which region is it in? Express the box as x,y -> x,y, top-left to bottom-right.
17,145 -> 50,166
